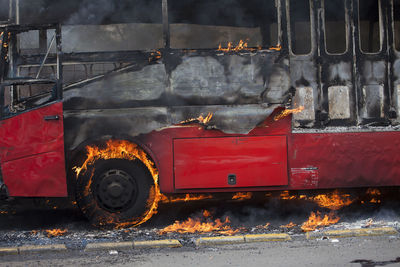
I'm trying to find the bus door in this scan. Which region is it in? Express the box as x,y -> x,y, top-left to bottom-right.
318,0 -> 356,125
0,26 -> 67,197
391,0 -> 400,120
287,0 -> 319,127
354,0 -> 390,124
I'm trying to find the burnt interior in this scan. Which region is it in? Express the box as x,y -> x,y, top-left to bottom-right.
168,0 -> 278,49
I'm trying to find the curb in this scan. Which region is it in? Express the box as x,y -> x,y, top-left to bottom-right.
0,228 -> 397,255
196,235 -> 245,246
84,241 -> 133,252
306,227 -> 399,240
0,239 -> 182,255
244,233 -> 291,243
0,247 -> 18,256
18,244 -> 67,254
133,239 -> 182,249
196,233 -> 291,247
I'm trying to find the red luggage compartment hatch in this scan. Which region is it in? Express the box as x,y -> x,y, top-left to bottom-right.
174,136 -> 288,189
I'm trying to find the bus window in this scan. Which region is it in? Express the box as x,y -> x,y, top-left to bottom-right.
324,0 -> 347,54
0,0 -> 9,22
1,83 -> 55,117
168,0 -> 278,49
18,0 -> 163,52
359,0 -> 381,53
395,0 -> 400,51
289,0 -> 312,55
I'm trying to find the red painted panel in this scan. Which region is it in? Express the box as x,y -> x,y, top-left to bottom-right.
174,136 -> 288,189
139,108 -> 291,193
2,152 -> 67,196
0,102 -> 67,197
288,132 -> 400,189
142,110 -> 400,193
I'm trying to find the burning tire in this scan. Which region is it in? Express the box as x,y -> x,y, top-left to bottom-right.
74,140 -> 161,228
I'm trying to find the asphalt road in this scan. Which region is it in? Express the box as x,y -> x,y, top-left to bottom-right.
1,236 -> 400,266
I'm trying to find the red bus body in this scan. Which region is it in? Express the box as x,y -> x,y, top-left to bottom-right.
0,0 -> 400,202
3,106 -> 400,197
139,112 -> 400,194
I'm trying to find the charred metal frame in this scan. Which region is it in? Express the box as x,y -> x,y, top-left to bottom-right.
0,23 -> 63,119
290,0 -> 400,129
1,0 -> 398,145
7,0 -> 398,129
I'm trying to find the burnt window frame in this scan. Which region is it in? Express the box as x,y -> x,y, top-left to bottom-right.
0,24 -> 63,120
165,0 -> 281,50
358,0 -> 383,54
287,0 -> 314,56
0,80 -> 59,120
322,0 -> 349,55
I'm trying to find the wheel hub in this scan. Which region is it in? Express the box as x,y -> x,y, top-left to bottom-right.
95,169 -> 138,212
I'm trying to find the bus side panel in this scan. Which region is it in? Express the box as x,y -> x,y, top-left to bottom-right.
288,132 -> 400,189
2,152 -> 67,197
137,111 -> 291,193
174,136 -> 288,189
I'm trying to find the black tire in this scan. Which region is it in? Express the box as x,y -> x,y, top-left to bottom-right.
76,158 -> 155,228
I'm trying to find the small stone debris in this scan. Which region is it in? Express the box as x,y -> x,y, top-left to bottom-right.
109,250 -> 118,255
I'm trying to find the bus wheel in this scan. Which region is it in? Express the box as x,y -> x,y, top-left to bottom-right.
76,158 -> 155,228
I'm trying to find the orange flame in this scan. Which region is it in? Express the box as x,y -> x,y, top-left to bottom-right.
279,191 -> 297,200
279,190 -> 353,210
73,140 -> 161,229
366,188 -> 381,203
149,50 -> 161,62
256,222 -> 270,229
280,222 -> 297,228
232,192 -> 252,200
159,210 -> 239,235
31,230 -> 39,236
366,188 -> 381,196
274,106 -> 305,121
310,191 -> 353,210
217,40 -> 261,52
180,113 -> 213,125
203,210 -> 211,218
161,193 -> 213,203
301,211 -> 340,232
269,44 -> 282,51
45,229 -> 67,237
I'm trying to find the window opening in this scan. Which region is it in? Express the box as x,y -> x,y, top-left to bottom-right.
395,0 -> 400,51
324,0 -> 347,54
289,0 -> 312,55
168,0 -> 278,49
18,0 -> 163,52
0,0 -> 9,22
359,0 -> 381,53
2,82 -> 56,117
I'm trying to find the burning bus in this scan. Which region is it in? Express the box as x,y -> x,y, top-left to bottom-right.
0,0 -> 399,228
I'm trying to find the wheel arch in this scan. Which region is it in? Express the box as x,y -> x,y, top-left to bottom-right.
65,134 -> 160,199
